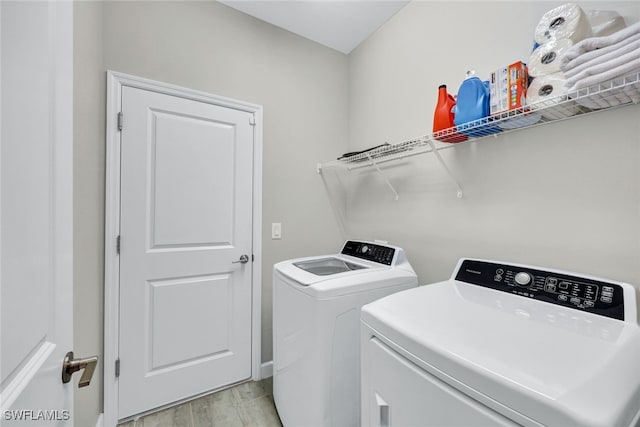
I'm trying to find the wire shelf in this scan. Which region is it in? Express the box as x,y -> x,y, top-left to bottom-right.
321,71 -> 640,171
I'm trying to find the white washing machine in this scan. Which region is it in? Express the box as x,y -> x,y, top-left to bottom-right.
273,240 -> 418,427
361,258 -> 640,427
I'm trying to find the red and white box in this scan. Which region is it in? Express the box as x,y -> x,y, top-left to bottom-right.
490,61 -> 528,115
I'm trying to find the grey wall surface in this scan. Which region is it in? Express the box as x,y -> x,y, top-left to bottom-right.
345,1 -> 640,284
74,2 -> 105,427
74,1 -> 346,424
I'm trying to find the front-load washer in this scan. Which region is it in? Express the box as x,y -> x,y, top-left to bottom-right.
273,240 -> 418,427
361,258 -> 640,427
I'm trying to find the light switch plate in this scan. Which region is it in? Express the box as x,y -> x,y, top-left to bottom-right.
272,222 -> 282,239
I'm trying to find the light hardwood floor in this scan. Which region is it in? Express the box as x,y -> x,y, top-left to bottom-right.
118,378 -> 282,427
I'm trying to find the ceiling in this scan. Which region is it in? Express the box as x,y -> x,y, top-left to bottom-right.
217,0 -> 410,54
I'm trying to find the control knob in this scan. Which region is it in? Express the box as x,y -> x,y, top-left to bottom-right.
514,272 -> 532,287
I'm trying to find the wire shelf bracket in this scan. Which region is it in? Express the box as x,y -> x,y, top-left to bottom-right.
367,154 -> 400,201
425,139 -> 463,198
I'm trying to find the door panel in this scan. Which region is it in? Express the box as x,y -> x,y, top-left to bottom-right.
148,274 -> 232,370
0,0 -> 73,424
151,110 -> 235,248
118,86 -> 254,418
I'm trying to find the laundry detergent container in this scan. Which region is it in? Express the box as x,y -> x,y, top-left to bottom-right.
453,72 -> 501,137
273,240 -> 417,427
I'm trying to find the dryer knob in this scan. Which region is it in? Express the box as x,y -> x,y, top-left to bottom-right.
515,272 -> 532,287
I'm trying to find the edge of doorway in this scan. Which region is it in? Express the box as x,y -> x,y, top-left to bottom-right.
102,70 -> 263,427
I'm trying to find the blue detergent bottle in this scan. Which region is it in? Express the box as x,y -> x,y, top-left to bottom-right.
453,71 -> 501,137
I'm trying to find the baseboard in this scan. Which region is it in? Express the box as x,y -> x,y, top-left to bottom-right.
261,360 -> 273,379
95,413 -> 104,427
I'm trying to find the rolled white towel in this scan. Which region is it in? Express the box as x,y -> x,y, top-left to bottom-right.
567,47 -> 640,87
564,38 -> 640,79
561,21 -> 640,66
561,32 -> 640,72
568,57 -> 640,91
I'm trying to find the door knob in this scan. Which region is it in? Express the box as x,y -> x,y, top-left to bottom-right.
232,254 -> 250,264
62,351 -> 98,387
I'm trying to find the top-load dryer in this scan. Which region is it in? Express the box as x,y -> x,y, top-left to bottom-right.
273,240 -> 417,427
361,258 -> 640,427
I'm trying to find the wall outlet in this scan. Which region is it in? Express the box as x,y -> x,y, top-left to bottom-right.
272,223 -> 282,239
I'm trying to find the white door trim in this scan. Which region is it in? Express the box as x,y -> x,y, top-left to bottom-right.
103,70 -> 263,427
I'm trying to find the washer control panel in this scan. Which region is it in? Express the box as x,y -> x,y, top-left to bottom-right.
341,241 -> 395,265
455,259 -> 625,320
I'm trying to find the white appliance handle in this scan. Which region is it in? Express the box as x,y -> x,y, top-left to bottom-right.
375,393 -> 390,427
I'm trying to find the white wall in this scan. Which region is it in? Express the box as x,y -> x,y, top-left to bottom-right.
345,1 -> 640,285
74,1 -> 346,424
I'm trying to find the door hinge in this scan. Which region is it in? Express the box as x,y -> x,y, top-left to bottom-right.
115,359 -> 120,378
117,112 -> 123,131
249,115 -> 256,126
116,235 -> 121,254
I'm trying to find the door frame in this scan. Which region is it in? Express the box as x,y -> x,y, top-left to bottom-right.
103,70 -> 263,426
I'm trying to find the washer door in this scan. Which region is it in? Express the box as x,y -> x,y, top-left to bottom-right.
293,257 -> 367,276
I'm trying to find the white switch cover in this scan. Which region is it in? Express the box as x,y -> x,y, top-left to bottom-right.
272,223 -> 282,239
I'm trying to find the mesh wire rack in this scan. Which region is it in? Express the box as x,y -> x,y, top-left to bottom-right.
322,71 -> 640,171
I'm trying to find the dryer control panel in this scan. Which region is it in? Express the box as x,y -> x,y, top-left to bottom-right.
342,241 -> 395,265
455,259 -> 625,320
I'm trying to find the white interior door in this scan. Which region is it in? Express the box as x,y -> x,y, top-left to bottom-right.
0,0 -> 74,425
118,86 -> 255,418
